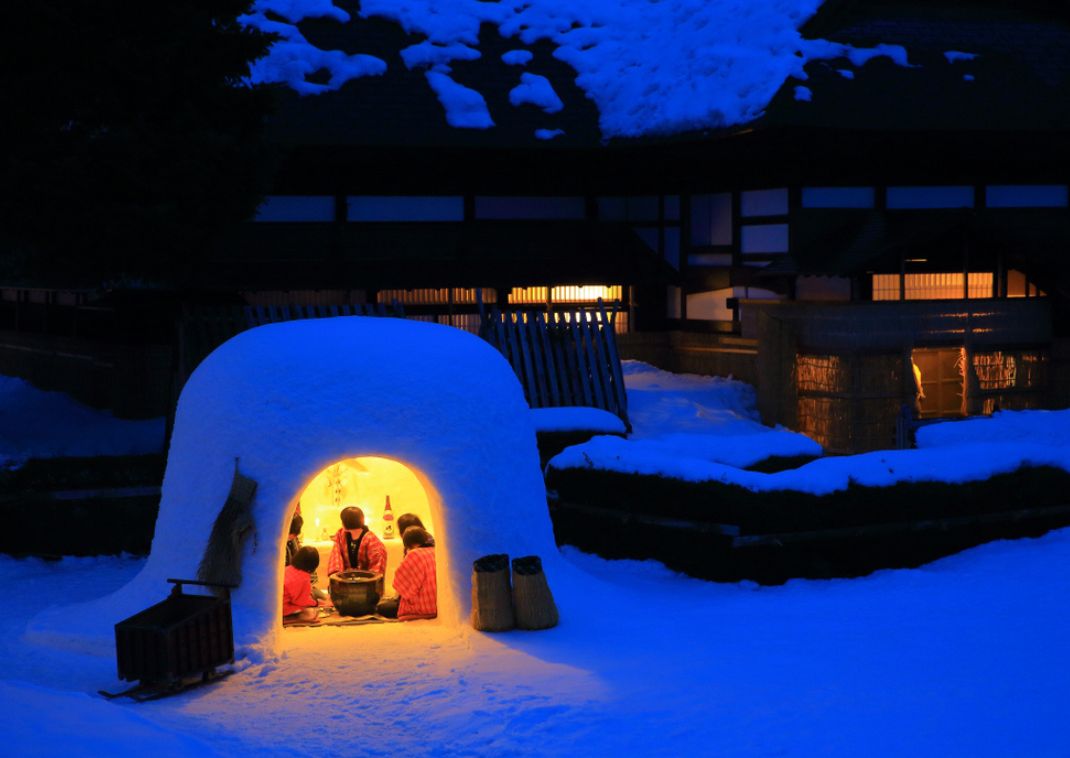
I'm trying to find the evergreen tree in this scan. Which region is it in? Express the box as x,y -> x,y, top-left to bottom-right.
2,1 -> 277,285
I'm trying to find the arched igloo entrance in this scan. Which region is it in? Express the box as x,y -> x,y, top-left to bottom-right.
288,455 -> 442,624
50,316 -> 560,657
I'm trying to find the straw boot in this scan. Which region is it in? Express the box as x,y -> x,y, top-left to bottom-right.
511,555 -> 558,630
471,554 -> 515,632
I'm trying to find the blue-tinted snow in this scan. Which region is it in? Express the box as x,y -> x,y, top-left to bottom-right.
502,49 -> 534,66
425,69 -> 495,128
243,0 -> 913,137
509,72 -> 564,113
0,376 -> 164,467
9,528 -> 1070,754
550,362 -> 1070,495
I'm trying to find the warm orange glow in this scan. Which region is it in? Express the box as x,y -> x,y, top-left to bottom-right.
507,285 -> 623,304
296,456 -> 436,593
377,288 -> 497,305
872,273 -> 994,301
507,286 -> 548,304
550,285 -> 622,302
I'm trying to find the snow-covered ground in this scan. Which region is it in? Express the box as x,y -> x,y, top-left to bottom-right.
6,529 -> 1070,756
5,361 -> 1070,754
550,361 -> 1070,495
0,375 -> 165,468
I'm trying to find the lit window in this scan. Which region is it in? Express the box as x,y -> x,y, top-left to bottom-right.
871,273 -> 993,300
550,285 -> 622,302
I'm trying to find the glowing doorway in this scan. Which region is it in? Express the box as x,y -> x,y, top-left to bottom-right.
293,456 -> 436,616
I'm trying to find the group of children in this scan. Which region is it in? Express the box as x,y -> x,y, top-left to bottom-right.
283,505 -> 437,624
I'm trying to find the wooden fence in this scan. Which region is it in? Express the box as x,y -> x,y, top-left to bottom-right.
479,298 -> 630,429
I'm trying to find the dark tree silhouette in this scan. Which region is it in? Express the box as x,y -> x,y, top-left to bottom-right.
2,1 -> 277,285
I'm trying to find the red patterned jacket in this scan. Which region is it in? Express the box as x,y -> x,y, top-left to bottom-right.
393,547 -> 437,620
327,528 -> 387,577
282,565 -> 316,616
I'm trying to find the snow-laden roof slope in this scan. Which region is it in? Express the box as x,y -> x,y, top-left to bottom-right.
242,0 -> 910,138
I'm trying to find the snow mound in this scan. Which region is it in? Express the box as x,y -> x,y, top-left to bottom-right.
551,363 -> 1070,495
243,0 -> 913,137
530,407 -> 626,435
917,409 -> 1070,450
31,317 -> 557,656
0,375 -> 164,467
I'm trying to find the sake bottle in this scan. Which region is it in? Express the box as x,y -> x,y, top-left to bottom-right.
383,495 -> 395,539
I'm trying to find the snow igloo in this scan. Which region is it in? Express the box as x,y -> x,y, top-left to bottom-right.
88,317 -> 556,654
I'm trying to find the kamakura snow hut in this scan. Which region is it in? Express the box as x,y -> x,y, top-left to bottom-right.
36,316 -> 558,654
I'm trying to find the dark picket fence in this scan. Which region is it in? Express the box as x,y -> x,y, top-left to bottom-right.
478,298 -> 630,429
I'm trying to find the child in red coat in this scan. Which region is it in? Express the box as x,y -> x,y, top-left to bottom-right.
327,506 -> 387,577
388,526 -> 437,621
283,546 -> 321,623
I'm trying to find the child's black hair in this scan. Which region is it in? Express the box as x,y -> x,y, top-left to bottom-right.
402,526 -> 432,551
396,513 -> 425,535
292,545 -> 320,573
340,506 -> 365,530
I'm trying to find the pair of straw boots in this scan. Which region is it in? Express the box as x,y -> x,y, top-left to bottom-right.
471,554 -> 558,631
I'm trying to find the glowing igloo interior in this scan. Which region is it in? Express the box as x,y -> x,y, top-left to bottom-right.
294,456 -> 436,602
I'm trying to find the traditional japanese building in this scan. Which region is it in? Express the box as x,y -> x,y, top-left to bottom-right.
2,0 -> 1069,451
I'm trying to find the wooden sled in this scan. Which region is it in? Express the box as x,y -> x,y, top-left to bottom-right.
99,667 -> 235,702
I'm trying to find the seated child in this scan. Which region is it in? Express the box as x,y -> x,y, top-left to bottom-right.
378,526 -> 436,621
283,546 -> 321,623
327,506 -> 387,577
284,514 -> 303,567
396,513 -> 435,547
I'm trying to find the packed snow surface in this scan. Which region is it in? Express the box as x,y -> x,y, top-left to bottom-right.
530,406 -> 626,435
0,375 -> 164,467
9,527 -> 1070,755
550,362 -> 1070,495
242,0 -> 912,137
551,361 -> 820,472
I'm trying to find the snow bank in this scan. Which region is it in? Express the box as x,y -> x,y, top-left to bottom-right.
552,363 -> 1070,495
916,409 -> 1070,450
0,376 -> 164,467
530,406 -> 626,435
31,317 -> 556,656
243,0 -> 912,137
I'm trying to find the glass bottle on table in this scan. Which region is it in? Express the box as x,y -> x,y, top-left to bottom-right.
383,495 -> 395,539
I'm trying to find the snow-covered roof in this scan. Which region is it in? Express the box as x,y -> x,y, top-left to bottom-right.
47,317 -> 556,655
242,0 -> 1070,148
